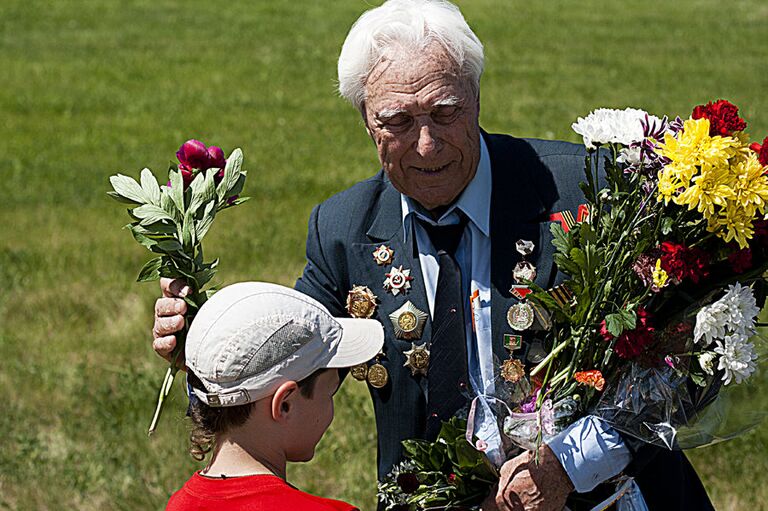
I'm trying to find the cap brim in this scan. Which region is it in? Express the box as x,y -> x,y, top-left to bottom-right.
324,318 -> 384,368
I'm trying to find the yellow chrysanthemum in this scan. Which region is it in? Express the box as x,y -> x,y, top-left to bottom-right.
712,206 -> 755,249
674,163 -> 734,215
652,259 -> 669,289
657,118 -> 740,170
730,152 -> 768,213
657,168 -> 687,205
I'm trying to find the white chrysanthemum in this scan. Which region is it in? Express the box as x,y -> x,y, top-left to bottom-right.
698,351 -> 717,375
721,282 -> 760,334
714,333 -> 758,385
617,146 -> 642,167
694,301 -> 730,345
694,283 -> 760,345
571,108 -> 661,150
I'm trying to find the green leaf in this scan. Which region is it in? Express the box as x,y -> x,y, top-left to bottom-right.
193,267 -> 217,288
604,309 -> 636,337
169,168 -> 185,213
109,174 -> 149,204
137,257 -> 163,282
160,188 -> 182,223
155,239 -> 184,253
189,169 -> 217,213
689,371 -> 708,387
550,222 -> 570,254
132,204 -> 175,226
218,148 -> 243,202
107,191 -> 141,204
196,200 -> 217,241
140,168 -> 161,206
182,207 -> 195,250
129,225 -> 158,250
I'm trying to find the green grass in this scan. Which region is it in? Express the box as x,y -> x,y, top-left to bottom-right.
2,0 -> 768,509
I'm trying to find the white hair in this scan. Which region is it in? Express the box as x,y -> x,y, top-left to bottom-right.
337,0 -> 484,112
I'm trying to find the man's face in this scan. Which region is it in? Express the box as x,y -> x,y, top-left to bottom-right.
363,43 -> 481,211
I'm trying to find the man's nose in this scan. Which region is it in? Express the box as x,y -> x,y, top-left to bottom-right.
415,122 -> 442,156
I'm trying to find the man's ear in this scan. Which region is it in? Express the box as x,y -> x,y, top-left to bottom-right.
270,381 -> 299,422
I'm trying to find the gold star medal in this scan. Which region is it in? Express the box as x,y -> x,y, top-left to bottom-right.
500,358 -> 525,383
389,301 -> 427,340
350,363 -> 368,381
372,245 -> 394,266
346,285 -> 378,318
403,342 -> 430,376
383,265 -> 413,296
507,302 -> 535,331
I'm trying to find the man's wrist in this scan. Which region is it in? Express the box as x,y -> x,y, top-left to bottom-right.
546,415 -> 631,493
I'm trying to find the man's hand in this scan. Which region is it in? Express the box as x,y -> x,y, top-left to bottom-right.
152,278 -> 190,364
483,445 -> 574,511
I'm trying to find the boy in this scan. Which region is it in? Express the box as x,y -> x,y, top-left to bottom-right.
166,282 -> 384,510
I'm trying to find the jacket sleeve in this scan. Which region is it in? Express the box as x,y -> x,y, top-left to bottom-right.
294,203 -> 346,316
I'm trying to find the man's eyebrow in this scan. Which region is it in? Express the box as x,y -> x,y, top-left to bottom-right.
433,96 -> 463,107
375,107 -> 409,121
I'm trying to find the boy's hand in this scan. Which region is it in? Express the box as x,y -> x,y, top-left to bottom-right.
152,278 -> 190,363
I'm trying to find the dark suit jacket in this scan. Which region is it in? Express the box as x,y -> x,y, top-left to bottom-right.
295,132 -> 713,510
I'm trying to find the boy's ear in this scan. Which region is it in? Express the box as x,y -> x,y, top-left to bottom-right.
270,381 -> 300,422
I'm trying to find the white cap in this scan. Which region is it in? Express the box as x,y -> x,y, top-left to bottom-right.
185,282 -> 384,407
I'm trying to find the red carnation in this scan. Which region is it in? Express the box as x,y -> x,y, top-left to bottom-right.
659,242 -> 710,284
751,136 -> 768,167
692,99 -> 747,137
600,307 -> 655,360
728,247 -> 753,273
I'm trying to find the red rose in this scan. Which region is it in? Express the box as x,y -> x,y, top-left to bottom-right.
601,307 -> 655,360
751,136 -> 768,167
691,99 -> 747,137
728,247 -> 753,273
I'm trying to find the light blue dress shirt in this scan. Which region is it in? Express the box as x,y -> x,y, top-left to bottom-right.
400,136 -> 630,492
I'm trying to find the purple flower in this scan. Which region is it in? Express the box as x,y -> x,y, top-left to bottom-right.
176,139 -> 211,171
396,473 -> 420,494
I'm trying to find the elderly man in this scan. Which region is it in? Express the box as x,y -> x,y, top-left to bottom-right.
153,1 -> 713,509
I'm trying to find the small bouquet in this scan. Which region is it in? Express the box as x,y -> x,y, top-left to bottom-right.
108,140 -> 248,434
379,100 -> 768,509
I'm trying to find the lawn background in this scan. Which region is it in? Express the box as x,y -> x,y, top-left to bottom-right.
1,0 -> 767,509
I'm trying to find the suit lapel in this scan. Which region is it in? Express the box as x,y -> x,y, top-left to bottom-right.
352,181 -> 432,389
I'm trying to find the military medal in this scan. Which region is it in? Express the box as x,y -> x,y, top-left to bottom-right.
403,342 -> 430,376
372,245 -> 394,266
350,363 -> 368,381
367,353 -> 389,389
503,333 -> 523,351
507,302 -> 535,331
513,239 -> 537,284
389,301 -> 427,340
383,265 -> 413,295
526,339 -> 547,364
500,358 -> 525,383
513,261 -> 537,283
346,285 -> 378,319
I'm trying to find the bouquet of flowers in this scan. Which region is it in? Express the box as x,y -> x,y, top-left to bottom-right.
108,140 -> 248,434
379,100 -> 768,509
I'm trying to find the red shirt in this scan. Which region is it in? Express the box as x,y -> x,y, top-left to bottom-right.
166,472 -> 358,511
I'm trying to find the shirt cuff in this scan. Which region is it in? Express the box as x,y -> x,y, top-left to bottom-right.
546,415 -> 631,493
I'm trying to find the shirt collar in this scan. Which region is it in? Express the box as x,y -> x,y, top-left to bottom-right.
401,134 -> 491,237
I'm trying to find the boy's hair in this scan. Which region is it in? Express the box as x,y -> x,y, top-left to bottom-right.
187,369 -> 328,461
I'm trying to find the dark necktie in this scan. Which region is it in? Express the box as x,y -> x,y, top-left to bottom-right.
419,213 -> 470,440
